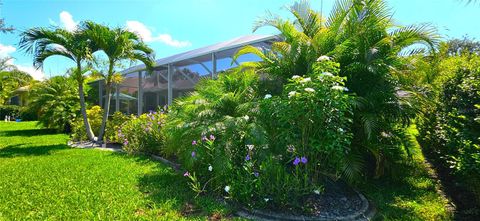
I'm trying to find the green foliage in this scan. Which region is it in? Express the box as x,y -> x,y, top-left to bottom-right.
235,0 -> 439,179
119,111 -> 166,154
167,61 -> 354,210
105,111 -> 130,143
27,76 -> 80,132
71,106 -> 132,143
81,21 -> 155,142
0,105 -> 20,119
71,105 -> 103,141
0,67 -> 33,105
417,54 -> 480,204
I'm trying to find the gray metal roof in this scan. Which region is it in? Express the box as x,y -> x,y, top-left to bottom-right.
120,34 -> 277,75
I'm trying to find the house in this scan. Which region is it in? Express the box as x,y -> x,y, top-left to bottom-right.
89,34 -> 277,115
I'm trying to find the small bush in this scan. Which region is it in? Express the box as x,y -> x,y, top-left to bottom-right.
0,105 -> 20,119
19,106 -> 38,121
105,111 -> 131,143
119,111 -> 166,154
70,106 -> 103,141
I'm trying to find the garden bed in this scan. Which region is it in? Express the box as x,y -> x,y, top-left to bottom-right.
236,181 -> 375,221
72,143 -> 375,221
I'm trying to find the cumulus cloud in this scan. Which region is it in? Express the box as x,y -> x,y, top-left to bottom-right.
0,44 -> 16,58
125,21 -> 191,47
59,11 -> 78,32
0,44 -> 45,81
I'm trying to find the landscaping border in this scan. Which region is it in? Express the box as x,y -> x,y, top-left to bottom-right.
67,142 -> 376,220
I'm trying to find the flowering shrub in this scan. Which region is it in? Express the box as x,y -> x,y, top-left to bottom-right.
70,106 -> 131,143
168,60 -> 354,210
119,111 -> 166,154
105,111 -> 131,143
70,105 -> 103,141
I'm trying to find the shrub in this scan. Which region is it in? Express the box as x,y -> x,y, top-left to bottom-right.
19,106 -> 38,121
27,76 -> 80,132
0,105 -> 20,119
105,111 -> 131,143
119,111 -> 166,154
167,61 -> 354,210
70,105 -> 103,141
418,55 -> 480,204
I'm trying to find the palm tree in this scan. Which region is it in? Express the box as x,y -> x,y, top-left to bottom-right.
82,21 -> 155,143
235,0 -> 440,180
19,26 -> 97,141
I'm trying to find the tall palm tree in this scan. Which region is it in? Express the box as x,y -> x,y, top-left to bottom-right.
235,0 -> 440,180
19,26 -> 97,141
82,21 -> 155,143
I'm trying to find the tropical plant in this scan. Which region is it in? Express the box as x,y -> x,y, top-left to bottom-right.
119,111 -> 166,154
81,21 -> 155,143
70,105 -> 103,141
19,24 -> 97,141
235,0 -> 440,179
27,75 -> 80,132
0,68 -> 32,105
166,60 -> 353,210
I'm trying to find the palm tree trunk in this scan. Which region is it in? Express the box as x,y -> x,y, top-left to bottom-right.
97,82 -> 112,143
79,81 -> 96,142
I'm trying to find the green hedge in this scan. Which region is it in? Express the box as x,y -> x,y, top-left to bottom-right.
0,105 -> 20,120
418,63 -> 480,204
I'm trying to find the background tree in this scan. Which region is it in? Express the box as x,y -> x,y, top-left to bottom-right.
82,21 -> 154,143
0,66 -> 33,105
19,25 -> 97,141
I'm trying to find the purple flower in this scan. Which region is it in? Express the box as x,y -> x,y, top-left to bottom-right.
191,151 -> 196,158
245,154 -> 251,161
192,140 -> 197,146
293,157 -> 301,166
183,171 -> 190,177
300,156 -> 308,164
201,136 -> 208,142
123,139 -> 129,146
209,134 -> 215,141
254,171 -> 259,177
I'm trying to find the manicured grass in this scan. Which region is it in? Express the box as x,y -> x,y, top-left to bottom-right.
0,122 -> 453,220
0,122 -> 232,220
361,125 -> 453,220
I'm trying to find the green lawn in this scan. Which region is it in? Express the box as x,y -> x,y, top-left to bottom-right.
360,125 -> 453,220
0,122 -> 231,220
0,122 -> 452,220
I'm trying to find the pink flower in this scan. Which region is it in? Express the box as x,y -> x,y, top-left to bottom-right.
183,171 -> 190,177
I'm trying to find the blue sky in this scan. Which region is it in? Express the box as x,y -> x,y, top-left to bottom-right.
0,0 -> 478,80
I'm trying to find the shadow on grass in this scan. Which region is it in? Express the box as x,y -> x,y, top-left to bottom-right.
0,144 -> 69,158
108,152 -> 230,219
0,128 -> 58,137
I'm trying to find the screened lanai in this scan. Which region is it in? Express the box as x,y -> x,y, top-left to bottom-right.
89,34 -> 277,116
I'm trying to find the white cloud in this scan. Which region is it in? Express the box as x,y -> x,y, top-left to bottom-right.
59,11 -> 78,32
125,21 -> 191,47
0,44 -> 16,58
15,65 -> 46,81
0,44 -> 45,81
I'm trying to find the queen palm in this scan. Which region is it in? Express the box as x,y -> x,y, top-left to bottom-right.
82,21 -> 155,143
19,26 -> 97,141
235,0 -> 440,180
